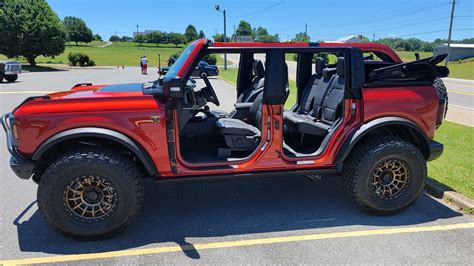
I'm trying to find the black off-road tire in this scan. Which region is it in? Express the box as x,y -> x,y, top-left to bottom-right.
0,72 -> 4,82
5,74 -> 18,82
37,148 -> 144,240
342,136 -> 426,215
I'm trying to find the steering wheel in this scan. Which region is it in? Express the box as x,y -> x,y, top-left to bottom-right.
200,72 -> 220,106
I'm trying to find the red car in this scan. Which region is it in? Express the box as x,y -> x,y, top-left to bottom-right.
2,39 -> 448,239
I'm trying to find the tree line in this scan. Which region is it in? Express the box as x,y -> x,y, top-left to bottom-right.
1,0 -> 473,66
108,25 -> 205,48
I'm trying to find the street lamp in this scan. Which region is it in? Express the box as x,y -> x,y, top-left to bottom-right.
215,4 -> 227,70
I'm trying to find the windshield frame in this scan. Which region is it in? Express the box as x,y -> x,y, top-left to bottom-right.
163,38 -> 208,82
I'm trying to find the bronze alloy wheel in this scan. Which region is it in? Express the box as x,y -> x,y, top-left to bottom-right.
63,175 -> 117,223
371,159 -> 411,200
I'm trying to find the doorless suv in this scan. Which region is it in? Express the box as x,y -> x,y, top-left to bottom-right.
3,39 -> 448,239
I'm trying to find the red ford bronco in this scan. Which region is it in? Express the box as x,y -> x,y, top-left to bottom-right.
3,39 -> 448,239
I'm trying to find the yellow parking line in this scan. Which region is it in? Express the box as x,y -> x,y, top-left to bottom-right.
0,222 -> 473,265
447,89 -> 474,96
0,91 -> 58,94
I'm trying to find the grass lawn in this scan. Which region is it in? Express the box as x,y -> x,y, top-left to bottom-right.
0,41 -> 230,67
428,121 -> 474,199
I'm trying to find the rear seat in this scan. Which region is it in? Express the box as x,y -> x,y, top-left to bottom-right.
284,57 -> 346,137
237,60 -> 265,103
290,58 -> 326,113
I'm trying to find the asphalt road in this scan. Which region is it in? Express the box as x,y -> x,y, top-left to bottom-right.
0,68 -> 473,265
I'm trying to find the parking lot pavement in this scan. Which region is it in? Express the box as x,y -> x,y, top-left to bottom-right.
0,69 -> 473,265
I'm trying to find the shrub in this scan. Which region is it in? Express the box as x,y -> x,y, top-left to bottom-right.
68,52 -> 95,67
68,52 -> 80,66
203,54 -> 217,65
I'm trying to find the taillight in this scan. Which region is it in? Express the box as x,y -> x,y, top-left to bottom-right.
436,99 -> 446,128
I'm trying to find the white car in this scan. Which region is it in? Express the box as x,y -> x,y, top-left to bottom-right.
0,61 -> 22,82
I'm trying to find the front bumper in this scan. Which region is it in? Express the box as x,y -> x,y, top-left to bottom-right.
427,140 -> 444,162
2,113 -> 34,179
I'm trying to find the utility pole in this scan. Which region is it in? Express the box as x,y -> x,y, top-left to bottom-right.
445,0 -> 457,66
372,32 -> 375,42
136,24 -> 140,49
215,5 -> 227,70
305,23 -> 308,36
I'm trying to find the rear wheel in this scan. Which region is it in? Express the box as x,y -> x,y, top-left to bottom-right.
37,148 -> 144,239
5,74 -> 18,82
0,72 -> 4,82
342,136 -> 426,215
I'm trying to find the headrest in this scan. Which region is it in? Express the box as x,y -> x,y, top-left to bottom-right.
253,60 -> 265,77
322,68 -> 337,79
336,57 -> 345,77
315,58 -> 326,75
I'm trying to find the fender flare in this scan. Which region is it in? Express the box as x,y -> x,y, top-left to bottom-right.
32,127 -> 158,176
334,117 -> 430,165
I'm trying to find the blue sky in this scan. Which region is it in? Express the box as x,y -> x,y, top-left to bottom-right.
48,0 -> 473,41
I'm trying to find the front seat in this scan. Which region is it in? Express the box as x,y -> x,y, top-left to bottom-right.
215,94 -> 263,150
215,63 -> 289,151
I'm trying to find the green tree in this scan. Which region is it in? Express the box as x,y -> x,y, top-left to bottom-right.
199,30 -> 205,39
121,36 -> 133,42
146,31 -> 165,46
94,34 -> 103,41
167,32 -> 185,47
292,32 -> 310,42
184,24 -> 198,42
254,27 -> 279,42
235,20 -> 253,36
0,0 -> 67,66
63,16 -> 94,45
213,33 -> 230,42
109,35 -> 120,42
133,34 -> 145,43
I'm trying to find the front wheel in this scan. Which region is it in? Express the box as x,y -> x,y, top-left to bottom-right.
37,148 -> 144,240
342,136 -> 426,215
5,74 -> 18,82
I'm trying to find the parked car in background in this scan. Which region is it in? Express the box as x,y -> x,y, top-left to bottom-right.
191,60 -> 219,77
0,61 -> 21,82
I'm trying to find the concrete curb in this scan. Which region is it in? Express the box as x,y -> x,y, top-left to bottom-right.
425,178 -> 473,215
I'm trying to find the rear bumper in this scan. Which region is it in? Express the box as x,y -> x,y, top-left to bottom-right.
2,112 -> 34,179
427,140 -> 444,162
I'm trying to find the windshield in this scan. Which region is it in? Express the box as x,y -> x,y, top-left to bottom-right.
164,43 -> 195,79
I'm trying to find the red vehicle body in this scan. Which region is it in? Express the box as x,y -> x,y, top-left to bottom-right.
3,39 -> 448,239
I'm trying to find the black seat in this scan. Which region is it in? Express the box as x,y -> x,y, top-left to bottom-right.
291,57 -> 326,113
215,94 -> 263,150
216,63 -> 289,151
237,60 -> 265,103
284,57 -> 345,137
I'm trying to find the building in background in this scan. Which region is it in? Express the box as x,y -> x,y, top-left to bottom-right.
335,35 -> 364,43
434,43 -> 474,61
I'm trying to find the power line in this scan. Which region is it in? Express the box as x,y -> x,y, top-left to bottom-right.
229,0 -> 284,18
322,2 -> 448,27
397,28 -> 474,37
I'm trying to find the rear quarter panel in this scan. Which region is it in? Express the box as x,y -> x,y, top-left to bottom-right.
362,85 -> 439,139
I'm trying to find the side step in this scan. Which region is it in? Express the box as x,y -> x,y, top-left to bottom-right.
155,168 -> 340,184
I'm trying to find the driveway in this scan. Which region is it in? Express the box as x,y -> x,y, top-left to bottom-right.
0,68 -> 472,265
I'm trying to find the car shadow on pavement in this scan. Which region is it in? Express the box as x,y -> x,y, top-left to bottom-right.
14,175 -> 462,259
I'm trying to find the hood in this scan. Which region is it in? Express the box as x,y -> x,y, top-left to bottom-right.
13,83 -> 161,116
50,83 -> 145,100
